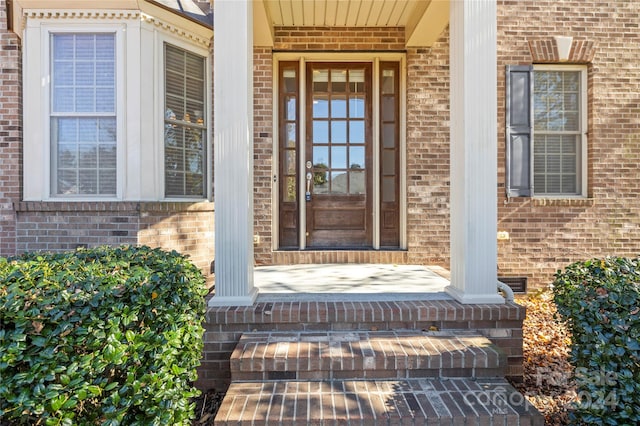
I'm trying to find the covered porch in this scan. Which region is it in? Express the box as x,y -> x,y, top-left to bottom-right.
212,0 -> 502,307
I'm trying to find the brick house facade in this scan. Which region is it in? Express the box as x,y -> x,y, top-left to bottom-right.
1,0 -> 639,292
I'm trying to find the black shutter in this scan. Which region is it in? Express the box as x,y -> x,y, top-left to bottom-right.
505,65 -> 533,197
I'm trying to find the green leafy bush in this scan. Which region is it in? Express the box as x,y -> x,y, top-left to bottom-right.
553,257 -> 640,425
0,245 -> 207,425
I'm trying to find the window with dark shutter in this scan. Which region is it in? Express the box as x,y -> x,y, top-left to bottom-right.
506,65 -> 587,198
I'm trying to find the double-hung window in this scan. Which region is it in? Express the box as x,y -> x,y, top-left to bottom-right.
506,65 -> 587,197
164,44 -> 207,198
50,33 -> 117,196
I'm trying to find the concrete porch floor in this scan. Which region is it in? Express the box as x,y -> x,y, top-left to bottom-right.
254,264 -> 453,302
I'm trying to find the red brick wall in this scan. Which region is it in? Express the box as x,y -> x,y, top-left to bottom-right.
496,0 -> 640,287
0,0 -> 21,257
253,47 -> 274,265
15,202 -> 215,288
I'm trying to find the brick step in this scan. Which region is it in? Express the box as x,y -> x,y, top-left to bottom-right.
230,330 -> 505,381
214,378 -> 544,426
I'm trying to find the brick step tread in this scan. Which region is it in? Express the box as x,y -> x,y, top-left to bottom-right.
230,330 -> 505,380
214,378 -> 544,426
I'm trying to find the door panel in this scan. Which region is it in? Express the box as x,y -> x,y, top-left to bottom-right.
305,63 -> 372,248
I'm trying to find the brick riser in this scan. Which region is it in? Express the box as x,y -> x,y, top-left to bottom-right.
230,331 -> 506,382
216,378 -> 543,425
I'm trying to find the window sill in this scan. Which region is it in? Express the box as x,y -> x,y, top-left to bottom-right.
531,197 -> 594,207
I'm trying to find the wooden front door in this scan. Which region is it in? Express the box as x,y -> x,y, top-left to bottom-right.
277,60 -> 400,250
305,63 -> 372,248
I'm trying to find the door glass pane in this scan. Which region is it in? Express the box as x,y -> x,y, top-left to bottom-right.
286,96 -> 296,120
350,171 -> 365,194
313,146 -> 329,167
313,121 -> 329,143
382,123 -> 395,148
312,69 -> 329,92
381,69 -> 395,94
382,176 -> 395,202
331,146 -> 347,169
314,169 -> 329,193
349,95 -> 365,118
313,96 -> 329,118
285,176 -> 296,201
285,150 -> 296,174
349,146 -> 365,169
331,121 -> 347,143
331,171 -> 348,194
382,150 -> 395,175
349,121 -> 365,144
382,96 -> 395,121
286,123 -> 296,147
349,69 -> 365,93
331,69 -> 347,92
283,69 -> 297,93
331,96 -> 347,118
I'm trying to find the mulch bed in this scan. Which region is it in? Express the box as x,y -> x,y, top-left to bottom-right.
512,290 -> 576,425
192,290 -> 577,425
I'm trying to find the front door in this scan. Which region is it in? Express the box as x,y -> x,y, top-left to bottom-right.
305,63 -> 372,248
277,59 -> 400,250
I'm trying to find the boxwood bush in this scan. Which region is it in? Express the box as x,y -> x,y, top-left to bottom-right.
0,245 -> 207,425
553,257 -> 640,425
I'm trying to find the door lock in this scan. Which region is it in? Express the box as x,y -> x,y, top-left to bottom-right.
305,172 -> 312,201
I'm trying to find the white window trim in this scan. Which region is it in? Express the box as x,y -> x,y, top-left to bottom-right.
271,52 -> 407,250
24,20 -> 128,201
22,12 -> 212,202
152,30 -> 212,201
532,64 -> 588,198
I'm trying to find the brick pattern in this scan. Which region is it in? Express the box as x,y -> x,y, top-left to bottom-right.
0,0 -> 21,257
271,250 -> 408,265
199,300 -> 525,391
253,47 -> 274,265
273,27 -> 405,51
14,201 -> 215,288
497,0 -> 640,287
230,330 -> 505,381
528,37 -> 596,63
215,378 -> 543,425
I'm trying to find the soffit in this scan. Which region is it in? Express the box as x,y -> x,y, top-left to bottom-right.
254,0 -> 449,47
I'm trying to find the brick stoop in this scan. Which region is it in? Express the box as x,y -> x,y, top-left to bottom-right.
216,378 -> 542,425
214,330 -> 543,425
230,331 -> 506,381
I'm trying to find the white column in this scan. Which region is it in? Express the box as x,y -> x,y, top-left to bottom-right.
210,0 -> 258,306
446,0 -> 504,304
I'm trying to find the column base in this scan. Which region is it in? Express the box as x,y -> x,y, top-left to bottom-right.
208,287 -> 259,307
445,284 -> 505,304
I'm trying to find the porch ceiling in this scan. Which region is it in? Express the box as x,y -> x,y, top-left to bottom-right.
254,0 -> 450,47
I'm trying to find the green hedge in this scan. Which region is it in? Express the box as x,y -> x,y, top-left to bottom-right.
0,246 -> 207,425
553,257 -> 640,425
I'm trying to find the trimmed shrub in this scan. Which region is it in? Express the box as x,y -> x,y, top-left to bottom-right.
553,257 -> 640,425
0,245 -> 207,425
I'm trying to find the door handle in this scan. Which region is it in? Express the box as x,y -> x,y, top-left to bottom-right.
305,172 -> 312,201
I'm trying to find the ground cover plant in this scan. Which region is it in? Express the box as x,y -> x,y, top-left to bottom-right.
0,245 -> 207,426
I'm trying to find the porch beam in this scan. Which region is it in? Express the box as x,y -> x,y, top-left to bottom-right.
446,0 -> 503,304
405,0 -> 450,48
210,0 -> 258,307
